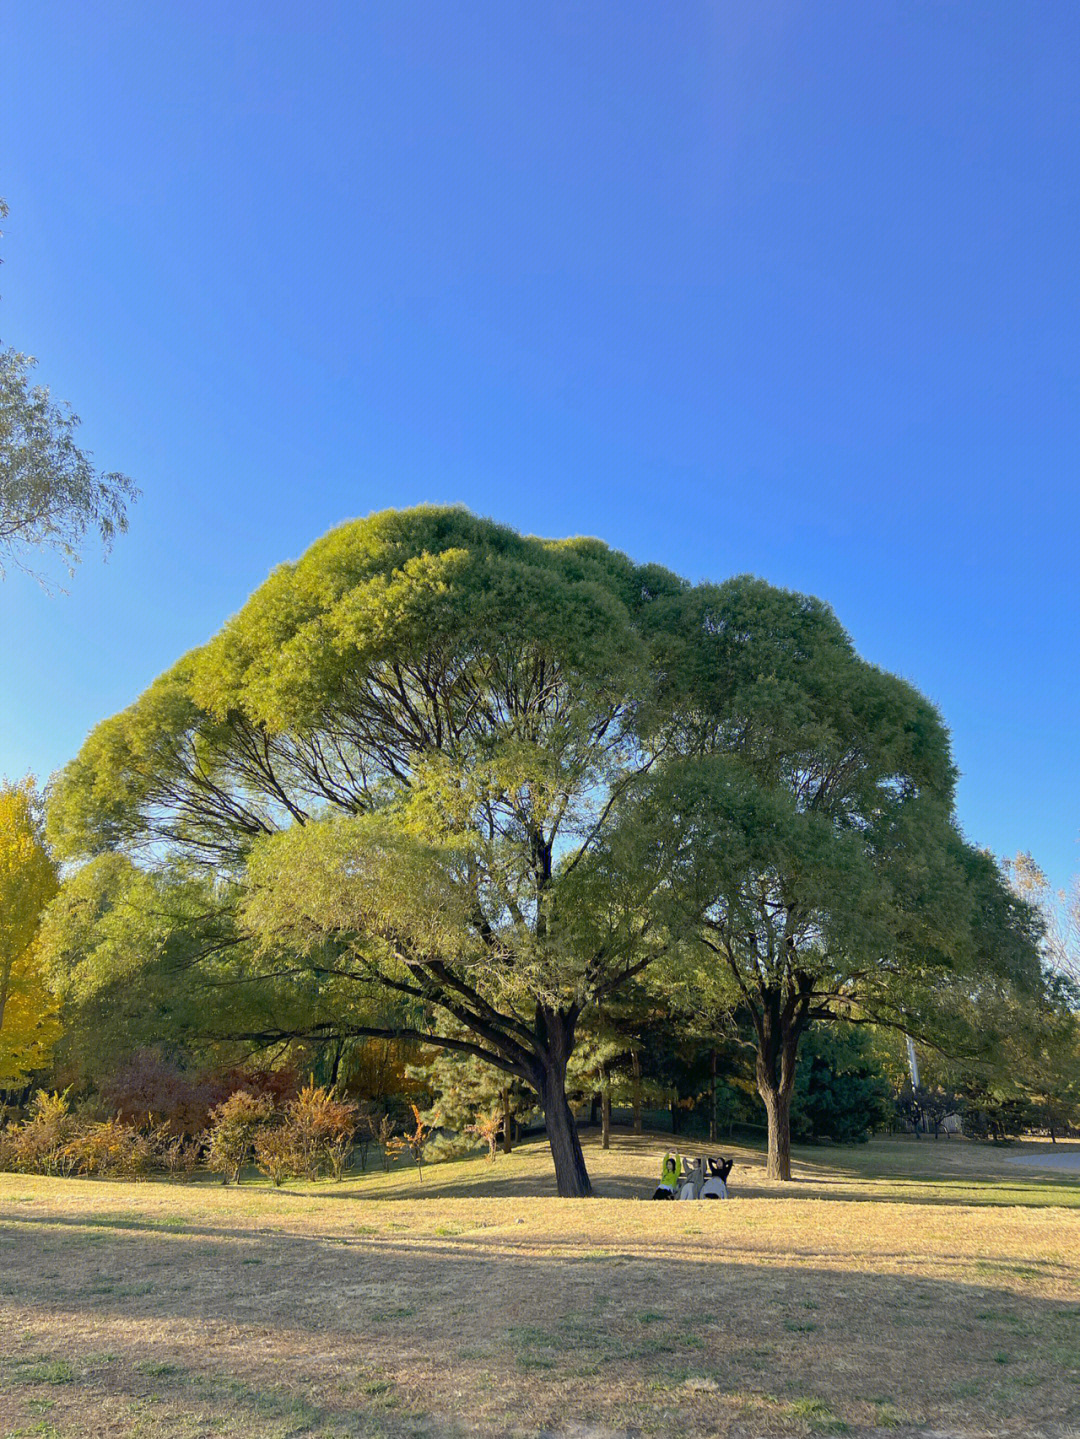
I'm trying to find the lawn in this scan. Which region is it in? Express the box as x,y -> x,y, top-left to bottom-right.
1,1131 -> 1078,1438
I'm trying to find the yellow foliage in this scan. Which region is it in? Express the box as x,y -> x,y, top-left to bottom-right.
346,1036 -> 427,1102
0,779 -> 60,1085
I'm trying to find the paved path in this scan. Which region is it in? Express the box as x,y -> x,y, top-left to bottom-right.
1006,1148 -> 1080,1171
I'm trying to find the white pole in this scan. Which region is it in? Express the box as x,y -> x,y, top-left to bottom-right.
905,1036 -> 920,1091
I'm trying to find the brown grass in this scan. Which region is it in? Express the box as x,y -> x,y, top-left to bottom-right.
1,1131 -> 1079,1438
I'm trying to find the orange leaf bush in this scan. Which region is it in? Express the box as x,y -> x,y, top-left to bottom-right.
251,1083 -> 358,1185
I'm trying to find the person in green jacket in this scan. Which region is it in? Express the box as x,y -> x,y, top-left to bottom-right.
652,1152 -> 680,1199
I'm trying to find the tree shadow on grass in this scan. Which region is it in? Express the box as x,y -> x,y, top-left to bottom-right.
1,1212 -> 1078,1438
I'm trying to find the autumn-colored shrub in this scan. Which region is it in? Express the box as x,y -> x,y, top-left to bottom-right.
376,1113 -> 397,1171
290,1083 -> 357,1180
100,1054 -> 218,1135
63,1117 -> 158,1178
158,1131 -> 203,1179
383,1104 -> 430,1182
206,1091 -> 274,1184
1,1079 -> 361,1187
0,1091 -> 210,1181
0,1090 -> 79,1175
465,1108 -> 504,1162
252,1124 -> 298,1186
101,1052 -> 301,1136
251,1084 -> 357,1185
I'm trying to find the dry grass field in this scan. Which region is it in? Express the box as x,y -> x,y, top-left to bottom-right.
2,1131 -> 1079,1438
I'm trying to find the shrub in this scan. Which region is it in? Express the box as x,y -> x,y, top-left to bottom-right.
253,1123 -> 299,1186
251,1084 -> 357,1185
383,1104 -> 430,1182
465,1108 -> 503,1162
0,1081 -> 359,1186
64,1117 -> 158,1178
376,1113 -> 397,1170
100,1053 -> 219,1136
285,1083 -> 357,1180
0,1090 -> 79,1175
101,1052 -> 301,1137
206,1091 -> 274,1184
0,1091 -> 206,1179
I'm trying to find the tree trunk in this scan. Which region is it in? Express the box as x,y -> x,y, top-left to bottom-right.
670,1092 -> 680,1135
709,1049 -> 718,1143
631,1050 -> 643,1134
760,1083 -> 793,1181
532,1005 -> 592,1196
539,1061 -> 592,1197
754,990 -> 808,1182
501,1086 -> 513,1154
600,1063 -> 611,1150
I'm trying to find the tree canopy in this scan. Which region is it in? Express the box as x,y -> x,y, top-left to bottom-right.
0,347 -> 138,582
630,584 -> 1047,1176
48,508 -> 696,1192
0,779 -> 61,1086
46,506 -> 1046,1190
0,201 -> 137,582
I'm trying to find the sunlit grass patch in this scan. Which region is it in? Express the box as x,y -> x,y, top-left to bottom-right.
869,1399 -> 908,1427
1,1132 -> 1078,1436
786,1395 -> 849,1432
6,1357 -> 76,1385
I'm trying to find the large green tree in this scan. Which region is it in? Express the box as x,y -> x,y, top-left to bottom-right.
635,580 -> 1047,1178
49,508 -> 1034,1193
48,507 -> 699,1195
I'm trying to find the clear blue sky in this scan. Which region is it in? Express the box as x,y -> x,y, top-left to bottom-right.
1,2 -> 1077,890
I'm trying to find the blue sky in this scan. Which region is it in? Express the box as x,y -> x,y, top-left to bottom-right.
1,1 -> 1077,890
